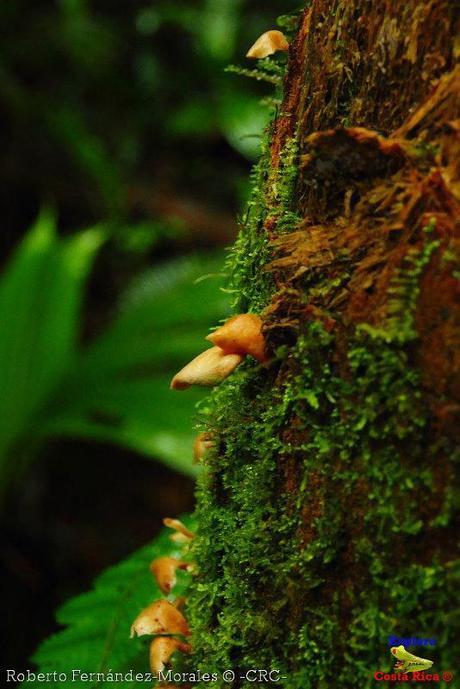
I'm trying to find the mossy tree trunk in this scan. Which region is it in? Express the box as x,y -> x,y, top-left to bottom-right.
189,3 -> 460,687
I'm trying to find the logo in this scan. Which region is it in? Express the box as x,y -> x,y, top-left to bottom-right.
388,636 -> 436,648
373,644 -> 454,682
391,645 -> 433,672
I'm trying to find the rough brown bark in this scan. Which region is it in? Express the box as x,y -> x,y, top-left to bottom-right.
190,3 -> 460,686
267,0 -> 460,474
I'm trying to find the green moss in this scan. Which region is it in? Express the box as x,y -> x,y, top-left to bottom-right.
385,220 -> 440,342
227,143 -> 275,313
185,74 -> 457,689
277,8 -> 304,35
228,133 -> 301,313
225,64 -> 283,87
188,307 -> 459,687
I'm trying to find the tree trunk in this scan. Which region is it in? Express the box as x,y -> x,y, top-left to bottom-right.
189,2 -> 460,686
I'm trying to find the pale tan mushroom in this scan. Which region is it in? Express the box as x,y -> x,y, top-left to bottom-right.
130,600 -> 190,638
150,557 -> 191,594
246,30 -> 289,59
149,636 -> 191,674
193,432 -> 215,463
163,517 -> 195,542
170,346 -> 243,390
169,532 -> 192,544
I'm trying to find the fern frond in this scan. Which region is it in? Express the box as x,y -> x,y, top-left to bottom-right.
23,518 -> 195,688
225,64 -> 281,86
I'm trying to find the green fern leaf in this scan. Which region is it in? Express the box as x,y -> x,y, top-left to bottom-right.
22,518 -> 195,688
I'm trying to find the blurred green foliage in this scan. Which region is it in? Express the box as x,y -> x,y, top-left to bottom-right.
0,212 -> 230,496
0,0 -> 300,673
0,0 -> 296,238
0,0 -> 298,493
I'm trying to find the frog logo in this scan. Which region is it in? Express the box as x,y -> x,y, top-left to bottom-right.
391,645 -> 434,672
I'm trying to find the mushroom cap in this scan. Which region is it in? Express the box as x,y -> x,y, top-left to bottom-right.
206,314 -> 267,363
150,556 -> 190,594
170,346 -> 243,390
193,432 -> 214,463
163,517 -> 195,540
169,531 -> 192,544
130,600 -> 190,638
246,30 -> 289,59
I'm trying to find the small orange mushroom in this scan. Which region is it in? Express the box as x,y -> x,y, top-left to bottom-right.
206,314 -> 268,363
193,432 -> 214,463
172,595 -> 187,610
130,600 -> 190,638
149,636 -> 191,675
246,30 -> 289,59
170,346 -> 243,390
163,517 -> 195,542
150,557 -> 191,594
169,532 -> 192,544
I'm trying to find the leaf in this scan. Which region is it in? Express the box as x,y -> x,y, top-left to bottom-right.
0,211 -> 104,482
46,105 -> 124,216
218,89 -> 270,160
0,214 -> 229,482
37,254 -> 230,476
23,518 -> 195,688
200,0 -> 241,61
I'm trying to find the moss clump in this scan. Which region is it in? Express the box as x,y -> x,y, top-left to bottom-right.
227,145 -> 275,314
186,106 -> 458,689
188,302 -> 459,687
228,132 -> 301,315
186,160 -> 459,682
360,219 -> 441,344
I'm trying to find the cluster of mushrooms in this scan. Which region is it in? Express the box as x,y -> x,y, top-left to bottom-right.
130,517 -> 195,681
128,26 -> 289,686
170,313 -> 268,390
129,314 -> 268,682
